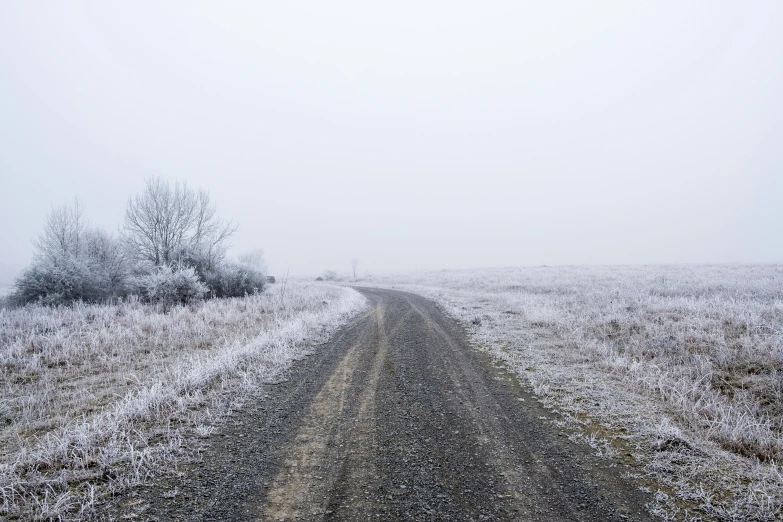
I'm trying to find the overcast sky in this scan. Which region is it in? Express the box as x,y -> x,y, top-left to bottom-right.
1,1 -> 781,284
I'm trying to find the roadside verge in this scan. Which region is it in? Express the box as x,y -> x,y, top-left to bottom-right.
0,283 -> 367,521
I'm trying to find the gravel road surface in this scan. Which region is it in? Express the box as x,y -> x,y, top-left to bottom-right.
113,288 -> 654,521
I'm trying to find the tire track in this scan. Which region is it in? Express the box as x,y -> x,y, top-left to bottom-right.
113,288 -> 655,522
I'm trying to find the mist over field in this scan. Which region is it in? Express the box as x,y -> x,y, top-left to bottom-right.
2,3 -> 783,520
1,1 -> 782,286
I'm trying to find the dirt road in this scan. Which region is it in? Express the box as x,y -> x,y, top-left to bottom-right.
124,288 -> 653,521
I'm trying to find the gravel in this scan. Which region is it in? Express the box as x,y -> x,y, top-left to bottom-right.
102,288 -> 654,521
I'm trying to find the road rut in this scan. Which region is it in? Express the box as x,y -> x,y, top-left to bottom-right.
118,288 -> 654,521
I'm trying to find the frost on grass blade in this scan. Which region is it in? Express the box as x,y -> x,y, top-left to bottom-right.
0,283 -> 366,520
363,265 -> 783,521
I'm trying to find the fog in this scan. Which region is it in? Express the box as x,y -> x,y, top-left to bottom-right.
1,1 -> 781,284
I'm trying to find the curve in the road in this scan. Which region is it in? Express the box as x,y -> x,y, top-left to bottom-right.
123,288 -> 654,521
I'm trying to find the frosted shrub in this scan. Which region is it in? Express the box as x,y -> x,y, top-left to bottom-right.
131,264 -> 208,307
11,255 -> 110,305
10,183 -> 250,309
205,262 -> 266,298
11,200 -> 132,306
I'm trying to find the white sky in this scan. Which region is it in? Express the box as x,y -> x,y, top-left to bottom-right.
1,1 -> 782,283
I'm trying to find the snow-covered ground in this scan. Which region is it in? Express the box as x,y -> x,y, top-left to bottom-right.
0,283 -> 366,520
363,265 -> 783,521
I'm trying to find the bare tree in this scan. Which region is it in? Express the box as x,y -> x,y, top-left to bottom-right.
35,198 -> 87,260
84,228 -> 130,294
122,178 -> 236,268
351,258 -> 358,280
238,249 -> 267,274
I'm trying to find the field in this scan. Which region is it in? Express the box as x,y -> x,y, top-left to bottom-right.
364,265 -> 783,521
0,283 -> 366,520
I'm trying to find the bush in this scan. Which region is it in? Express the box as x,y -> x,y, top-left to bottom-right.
14,196 -> 266,308
131,264 -> 208,308
205,262 -> 266,298
11,255 -> 111,306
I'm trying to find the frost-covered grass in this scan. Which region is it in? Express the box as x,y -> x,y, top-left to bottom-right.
364,265 -> 783,521
0,283 -> 366,520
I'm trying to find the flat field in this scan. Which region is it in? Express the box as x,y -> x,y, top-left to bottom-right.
0,283 -> 366,520
365,265 -> 783,521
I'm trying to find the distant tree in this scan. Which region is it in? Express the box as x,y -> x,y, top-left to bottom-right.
238,249 -> 267,274
122,177 -> 236,269
351,258 -> 358,280
323,270 -> 338,281
13,181 -> 267,308
83,228 -> 130,296
34,199 -> 87,261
